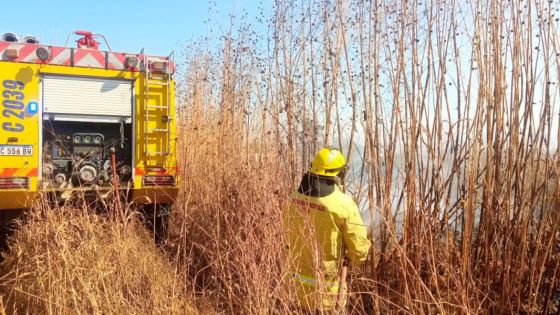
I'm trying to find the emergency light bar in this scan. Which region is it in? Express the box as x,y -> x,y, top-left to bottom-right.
0,30 -> 175,73
22,36 -> 39,44
1,32 -> 18,42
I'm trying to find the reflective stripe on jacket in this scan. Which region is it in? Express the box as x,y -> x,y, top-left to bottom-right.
284,184 -> 371,311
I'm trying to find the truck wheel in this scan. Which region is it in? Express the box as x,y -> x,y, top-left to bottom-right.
141,203 -> 171,244
0,209 -> 24,253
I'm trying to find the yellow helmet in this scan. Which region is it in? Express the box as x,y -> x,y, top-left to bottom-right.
309,148 -> 347,177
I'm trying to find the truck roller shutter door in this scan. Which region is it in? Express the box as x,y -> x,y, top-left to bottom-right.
42,75 -> 132,117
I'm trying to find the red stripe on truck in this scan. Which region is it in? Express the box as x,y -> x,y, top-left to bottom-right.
0,168 -> 18,177
26,168 -> 38,177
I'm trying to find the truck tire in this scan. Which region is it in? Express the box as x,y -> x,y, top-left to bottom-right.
140,203 -> 171,245
0,209 -> 24,253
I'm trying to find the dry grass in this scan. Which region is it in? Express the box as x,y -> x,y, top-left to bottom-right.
169,0 -> 560,313
0,0 -> 559,314
167,107 -> 296,313
0,203 -> 192,314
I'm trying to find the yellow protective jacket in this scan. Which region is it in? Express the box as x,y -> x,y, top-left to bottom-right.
284,175 -> 371,311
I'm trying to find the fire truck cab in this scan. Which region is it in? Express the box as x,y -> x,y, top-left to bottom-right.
0,31 -> 178,215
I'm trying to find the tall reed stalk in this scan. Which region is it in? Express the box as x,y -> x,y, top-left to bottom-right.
171,0 -> 560,313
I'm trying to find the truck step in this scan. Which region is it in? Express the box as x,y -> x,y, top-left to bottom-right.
148,128 -> 169,133
147,81 -> 169,86
144,151 -> 170,156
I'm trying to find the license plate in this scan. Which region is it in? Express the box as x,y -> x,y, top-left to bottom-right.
0,145 -> 33,156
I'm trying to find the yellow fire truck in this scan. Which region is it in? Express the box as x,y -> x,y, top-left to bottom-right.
0,31 -> 178,216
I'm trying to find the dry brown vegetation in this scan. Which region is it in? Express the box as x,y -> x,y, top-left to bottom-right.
0,0 -> 559,314
170,0 -> 560,313
0,204 -> 191,314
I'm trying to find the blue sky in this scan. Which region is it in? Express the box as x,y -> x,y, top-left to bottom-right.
0,0 -> 271,56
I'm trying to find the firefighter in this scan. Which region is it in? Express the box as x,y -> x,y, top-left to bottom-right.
284,147 -> 371,313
